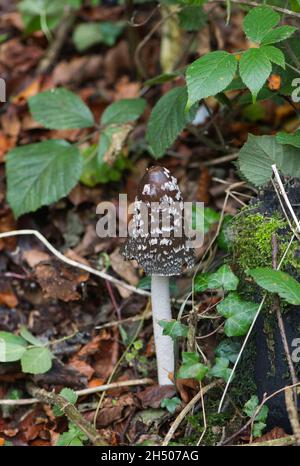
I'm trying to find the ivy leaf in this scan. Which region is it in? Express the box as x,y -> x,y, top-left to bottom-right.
276,130 -> 300,148
261,26 -> 296,45
217,293 -> 259,337
208,264 -> 239,291
209,357 -> 232,382
100,98 -> 146,126
177,352 -> 208,381
159,320 -> 189,339
215,339 -> 241,363
194,273 -> 210,292
239,48 -> 272,101
29,88 -> 94,129
6,140 -> 82,218
194,265 -> 239,293
0,332 -> 27,362
186,51 -> 237,108
238,134 -> 300,187
146,86 -> 196,158
248,268 -> 300,305
161,397 -> 181,414
21,347 -> 53,374
243,395 -> 269,423
260,45 -> 285,68
243,7 -> 279,44
217,215 -> 233,252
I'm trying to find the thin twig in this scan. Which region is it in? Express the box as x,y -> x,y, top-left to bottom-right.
272,165 -> 300,233
0,378 -> 153,406
209,0 -> 300,18
37,7 -> 76,74
26,383 -> 107,446
0,229 -> 150,297
162,381 -> 218,446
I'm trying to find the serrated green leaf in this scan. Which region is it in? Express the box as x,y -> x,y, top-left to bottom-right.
21,347 -> 53,374
215,339 -> 241,363
252,421 -> 267,438
276,130 -> 300,148
56,423 -> 88,446
239,48 -> 272,101
159,320 -> 189,339
238,134 -> 300,187
146,86 -> 196,158
6,140 -> 82,217
261,26 -> 296,45
243,7 -> 279,44
0,332 -> 27,362
186,51 -> 237,107
209,357 -> 232,382
20,326 -> 45,347
101,98 -> 146,126
260,45 -> 285,68
217,293 -> 259,337
248,268 -> 300,305
73,21 -> 125,51
178,352 -> 208,381
29,88 -> 94,129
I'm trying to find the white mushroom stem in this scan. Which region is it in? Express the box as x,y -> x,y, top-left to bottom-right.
151,274 -> 175,385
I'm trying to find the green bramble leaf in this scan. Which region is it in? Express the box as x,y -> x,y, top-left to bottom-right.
186,51 -> 237,108
146,86 -> 196,158
239,48 -> 272,101
29,88 -> 94,129
100,98 -> 146,126
243,7 -> 280,44
6,140 -> 82,217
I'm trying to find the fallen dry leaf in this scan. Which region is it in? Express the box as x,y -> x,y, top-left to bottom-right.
68,359 -> 95,380
0,281 -> 18,308
35,260 -> 89,302
22,249 -> 51,268
137,385 -> 176,409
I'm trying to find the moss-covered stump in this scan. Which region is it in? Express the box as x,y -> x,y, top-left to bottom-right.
229,182 -> 300,431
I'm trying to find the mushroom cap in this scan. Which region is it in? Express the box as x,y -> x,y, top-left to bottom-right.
121,166 -> 196,276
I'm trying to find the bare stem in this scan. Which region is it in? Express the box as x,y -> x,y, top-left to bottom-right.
151,275 -> 174,385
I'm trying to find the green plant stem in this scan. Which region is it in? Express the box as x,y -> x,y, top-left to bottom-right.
26,383 -> 108,446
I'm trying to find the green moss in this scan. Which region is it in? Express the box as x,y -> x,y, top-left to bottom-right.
228,208 -> 300,404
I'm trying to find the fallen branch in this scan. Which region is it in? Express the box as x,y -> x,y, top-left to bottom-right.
26,383 -> 107,446
0,229 -> 150,297
242,435 -> 296,447
0,378 -> 153,406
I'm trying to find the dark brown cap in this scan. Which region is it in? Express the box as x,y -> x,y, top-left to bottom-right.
122,166 -> 195,276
